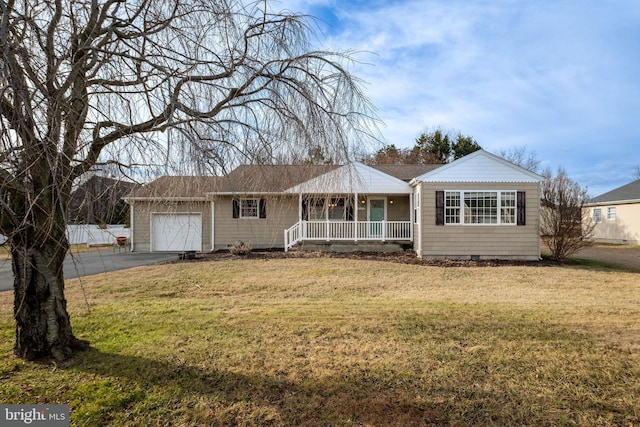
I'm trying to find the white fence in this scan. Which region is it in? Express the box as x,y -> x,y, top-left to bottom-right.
67,225 -> 130,246
1,225 -> 129,247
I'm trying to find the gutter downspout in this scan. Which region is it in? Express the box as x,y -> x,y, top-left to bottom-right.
129,202 -> 135,252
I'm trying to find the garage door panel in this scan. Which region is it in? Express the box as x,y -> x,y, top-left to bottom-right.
152,213 -> 202,252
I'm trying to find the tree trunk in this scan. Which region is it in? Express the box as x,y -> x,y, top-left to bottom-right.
11,230 -> 89,361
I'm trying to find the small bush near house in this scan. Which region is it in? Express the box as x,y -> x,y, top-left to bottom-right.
229,240 -> 252,255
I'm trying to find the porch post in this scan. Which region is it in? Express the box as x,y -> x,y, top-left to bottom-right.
299,193 -> 305,239
409,192 -> 414,241
354,192 -> 358,241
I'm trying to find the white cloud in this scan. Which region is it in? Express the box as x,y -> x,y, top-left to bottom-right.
283,0 -> 640,193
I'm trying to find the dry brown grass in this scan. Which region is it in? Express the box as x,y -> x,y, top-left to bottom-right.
1,257 -> 639,426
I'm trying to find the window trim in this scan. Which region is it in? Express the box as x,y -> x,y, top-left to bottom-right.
443,190 -> 519,226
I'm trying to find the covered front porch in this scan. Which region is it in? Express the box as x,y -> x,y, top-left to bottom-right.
284,194 -> 413,251
283,162 -> 416,252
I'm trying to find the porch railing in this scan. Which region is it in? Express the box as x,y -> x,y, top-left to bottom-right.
285,220 -> 412,251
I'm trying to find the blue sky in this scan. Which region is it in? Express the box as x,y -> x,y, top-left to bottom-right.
281,0 -> 640,196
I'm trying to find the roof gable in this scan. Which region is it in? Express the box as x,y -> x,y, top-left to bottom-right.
589,179 -> 640,204
415,150 -> 543,183
286,162 -> 412,194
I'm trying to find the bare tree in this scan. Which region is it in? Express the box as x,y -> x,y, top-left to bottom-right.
364,144 -> 419,165
540,167 -> 595,260
0,0 -> 378,361
498,146 -> 540,172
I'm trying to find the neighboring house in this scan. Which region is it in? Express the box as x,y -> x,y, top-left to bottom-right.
585,179 -> 640,244
125,150 -> 543,260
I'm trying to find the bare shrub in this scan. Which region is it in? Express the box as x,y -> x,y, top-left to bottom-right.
541,168 -> 595,260
230,241 -> 252,256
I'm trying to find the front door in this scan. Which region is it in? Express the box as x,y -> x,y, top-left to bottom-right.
368,198 -> 386,238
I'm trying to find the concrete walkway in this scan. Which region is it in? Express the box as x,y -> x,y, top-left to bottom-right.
0,250 -> 179,292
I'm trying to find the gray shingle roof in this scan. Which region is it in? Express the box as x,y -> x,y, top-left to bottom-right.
369,164 -> 442,181
589,179 -> 640,204
127,163 -> 452,199
126,176 -> 221,199
220,164 -> 338,193
126,165 -> 338,198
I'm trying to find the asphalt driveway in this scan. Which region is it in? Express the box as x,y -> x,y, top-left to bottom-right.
0,250 -> 179,292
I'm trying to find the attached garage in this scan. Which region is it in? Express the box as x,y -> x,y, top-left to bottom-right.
151,213 -> 202,252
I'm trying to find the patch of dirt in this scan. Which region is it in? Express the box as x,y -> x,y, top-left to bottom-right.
173,249 -> 562,269
171,244 -> 640,271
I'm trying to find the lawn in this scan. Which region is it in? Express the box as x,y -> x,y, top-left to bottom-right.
0,256 -> 639,426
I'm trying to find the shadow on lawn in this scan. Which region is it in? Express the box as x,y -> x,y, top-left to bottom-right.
71,348 -> 462,426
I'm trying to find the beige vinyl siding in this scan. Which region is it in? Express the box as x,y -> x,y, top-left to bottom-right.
589,202 -> 640,244
387,195 -> 411,221
351,195 -> 410,221
213,195 -> 298,250
420,182 -> 541,260
131,200 -> 211,252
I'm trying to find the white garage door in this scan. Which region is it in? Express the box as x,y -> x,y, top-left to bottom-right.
151,213 -> 202,252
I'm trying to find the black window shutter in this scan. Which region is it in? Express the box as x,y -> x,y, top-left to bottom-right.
435,191 -> 445,226
259,198 -> 267,218
517,191 -> 526,226
232,198 -> 239,218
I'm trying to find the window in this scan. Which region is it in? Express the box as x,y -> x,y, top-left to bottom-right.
607,207 -> 616,221
232,198 -> 266,219
328,197 -> 346,220
445,192 -> 460,224
593,208 -> 602,223
307,198 -> 325,220
413,192 -> 420,224
304,197 -> 353,221
464,191 -> 498,224
442,191 -> 519,225
500,192 -> 516,224
240,198 -> 259,218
